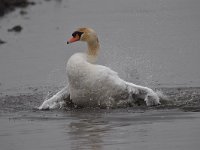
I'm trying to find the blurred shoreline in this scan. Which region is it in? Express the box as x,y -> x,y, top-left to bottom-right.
0,0 -> 35,17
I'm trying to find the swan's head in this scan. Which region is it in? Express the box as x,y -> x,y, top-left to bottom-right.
67,27 -> 98,44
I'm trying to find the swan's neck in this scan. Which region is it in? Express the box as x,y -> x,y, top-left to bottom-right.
87,40 -> 100,63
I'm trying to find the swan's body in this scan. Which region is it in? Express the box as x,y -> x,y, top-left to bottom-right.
39,27 -> 160,110
67,52 -> 128,107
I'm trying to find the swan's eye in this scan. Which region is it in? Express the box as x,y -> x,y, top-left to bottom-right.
72,31 -> 84,38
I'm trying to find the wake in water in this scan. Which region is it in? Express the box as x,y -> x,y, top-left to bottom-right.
36,86 -> 200,112
38,84 -> 165,110
160,87 -> 200,112
0,86 -> 200,113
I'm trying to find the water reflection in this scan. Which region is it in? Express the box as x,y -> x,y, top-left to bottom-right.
68,110 -> 110,150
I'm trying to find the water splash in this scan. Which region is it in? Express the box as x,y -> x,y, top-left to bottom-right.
1,86 -> 200,113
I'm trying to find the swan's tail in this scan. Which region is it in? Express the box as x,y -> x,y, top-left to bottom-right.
126,82 -> 161,106
155,89 -> 171,105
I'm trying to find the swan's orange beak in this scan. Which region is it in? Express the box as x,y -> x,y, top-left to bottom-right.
67,36 -> 79,44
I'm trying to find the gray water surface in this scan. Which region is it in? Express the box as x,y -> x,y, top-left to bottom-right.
1,109 -> 200,150
1,0 -> 200,150
0,0 -> 200,88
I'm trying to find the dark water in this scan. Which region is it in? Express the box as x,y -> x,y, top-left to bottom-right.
1,0 -> 200,150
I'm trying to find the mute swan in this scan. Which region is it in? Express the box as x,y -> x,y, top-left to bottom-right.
39,27 -> 160,110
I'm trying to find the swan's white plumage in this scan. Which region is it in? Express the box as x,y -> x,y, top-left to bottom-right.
39,28 -> 160,110
66,53 -> 129,107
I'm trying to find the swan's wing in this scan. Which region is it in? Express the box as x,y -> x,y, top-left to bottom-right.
95,65 -> 160,106
38,85 -> 70,110
94,65 -> 130,98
